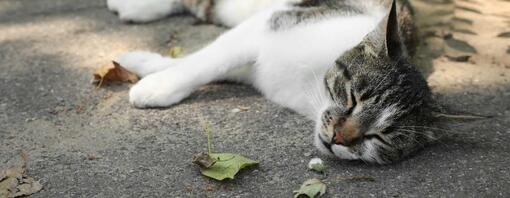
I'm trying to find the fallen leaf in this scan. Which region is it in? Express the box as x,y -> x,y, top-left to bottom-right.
497,32 -> 510,38
445,55 -> 471,62
92,61 -> 139,87
198,153 -> 258,181
0,154 -> 42,197
453,28 -> 477,35
168,47 -> 184,58
445,37 -> 477,53
294,178 -> 327,198
194,118 -> 258,181
231,106 -> 250,113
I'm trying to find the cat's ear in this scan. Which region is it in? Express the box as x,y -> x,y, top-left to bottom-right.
363,0 -> 404,60
384,0 -> 403,60
385,0 -> 404,60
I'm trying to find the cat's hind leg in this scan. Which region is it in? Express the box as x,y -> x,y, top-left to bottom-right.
107,0 -> 185,23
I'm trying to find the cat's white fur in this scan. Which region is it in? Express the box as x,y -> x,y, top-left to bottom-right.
107,0 -> 184,22
107,0 -> 299,24
111,0 -> 386,161
215,0 -> 301,27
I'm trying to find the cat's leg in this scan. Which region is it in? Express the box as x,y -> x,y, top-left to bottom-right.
107,0 -> 185,23
115,51 -> 178,78
127,11 -> 272,108
108,0 -> 296,25
116,51 -> 252,82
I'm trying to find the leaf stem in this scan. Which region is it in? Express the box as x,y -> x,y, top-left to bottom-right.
199,116 -> 213,154
206,122 -> 213,154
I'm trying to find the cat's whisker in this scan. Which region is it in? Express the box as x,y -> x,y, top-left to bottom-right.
394,129 -> 444,146
394,128 -> 436,138
391,131 -> 433,146
304,88 -> 322,113
309,66 -> 329,108
302,74 -> 325,114
396,125 -> 459,135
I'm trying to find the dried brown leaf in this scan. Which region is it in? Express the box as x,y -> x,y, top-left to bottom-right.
192,152 -> 217,168
237,106 -> 251,111
445,55 -> 471,62
0,155 -> 42,197
168,47 -> 184,58
93,61 -> 139,87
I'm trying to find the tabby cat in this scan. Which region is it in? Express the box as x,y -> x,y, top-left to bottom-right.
107,0 -> 434,164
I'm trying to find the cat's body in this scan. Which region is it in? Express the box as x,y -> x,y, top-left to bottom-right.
108,0 -> 434,164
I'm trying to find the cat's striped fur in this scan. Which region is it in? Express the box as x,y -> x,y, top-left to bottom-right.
108,0 -> 434,164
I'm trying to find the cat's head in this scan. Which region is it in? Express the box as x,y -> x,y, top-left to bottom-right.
314,1 -> 434,164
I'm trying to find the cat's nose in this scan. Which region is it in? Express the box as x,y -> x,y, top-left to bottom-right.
333,118 -> 361,146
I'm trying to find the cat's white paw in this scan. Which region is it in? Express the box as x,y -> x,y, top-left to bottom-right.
129,68 -> 194,108
107,0 -> 181,23
116,51 -> 177,77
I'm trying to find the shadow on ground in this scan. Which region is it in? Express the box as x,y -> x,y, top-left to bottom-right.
0,0 -> 509,197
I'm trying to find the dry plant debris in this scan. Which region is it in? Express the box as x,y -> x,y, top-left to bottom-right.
293,178 -> 327,198
0,153 -> 42,198
192,119 -> 258,181
92,61 -> 139,87
168,46 -> 184,58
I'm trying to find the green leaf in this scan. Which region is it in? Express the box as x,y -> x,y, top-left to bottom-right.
307,158 -> 326,173
199,153 -> 258,181
294,179 -> 327,198
309,163 -> 326,173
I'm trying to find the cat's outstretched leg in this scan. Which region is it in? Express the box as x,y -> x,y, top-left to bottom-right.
115,51 -> 178,78
126,11 -> 273,108
107,0 -> 184,23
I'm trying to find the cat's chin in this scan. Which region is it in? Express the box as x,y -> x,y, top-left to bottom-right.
313,132 -> 358,160
313,132 -> 334,156
331,145 -> 359,160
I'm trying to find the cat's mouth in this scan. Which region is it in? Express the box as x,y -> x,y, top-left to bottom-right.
315,132 -> 361,160
320,138 -> 334,153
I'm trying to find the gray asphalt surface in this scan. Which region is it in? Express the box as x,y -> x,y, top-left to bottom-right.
1,0 -> 509,197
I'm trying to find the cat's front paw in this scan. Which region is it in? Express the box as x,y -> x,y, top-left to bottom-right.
107,0 -> 180,23
129,69 -> 194,108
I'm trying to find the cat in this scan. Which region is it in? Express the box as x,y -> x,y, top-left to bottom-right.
107,0 -> 435,164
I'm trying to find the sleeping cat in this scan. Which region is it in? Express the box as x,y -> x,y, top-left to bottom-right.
107,0 -> 434,164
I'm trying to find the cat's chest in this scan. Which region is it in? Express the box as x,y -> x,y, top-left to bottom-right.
251,14 -> 380,118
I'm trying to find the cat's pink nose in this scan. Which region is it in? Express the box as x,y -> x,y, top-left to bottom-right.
333,118 -> 361,146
